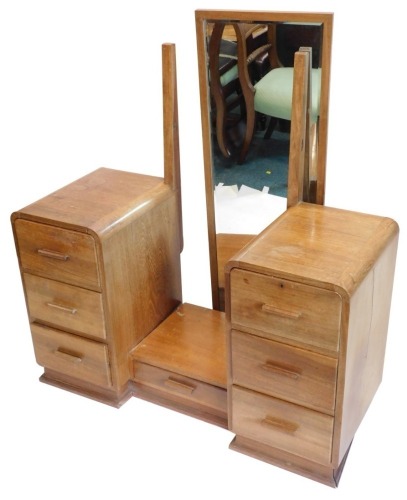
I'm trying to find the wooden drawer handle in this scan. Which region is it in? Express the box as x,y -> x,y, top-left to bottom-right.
261,303 -> 302,320
37,248 -> 69,261
261,361 -> 300,380
262,415 -> 298,434
164,376 -> 196,395
47,302 -> 77,315
54,348 -> 82,363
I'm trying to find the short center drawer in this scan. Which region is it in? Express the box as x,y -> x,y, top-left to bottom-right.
231,330 -> 337,413
231,386 -> 334,465
24,273 -> 106,340
133,361 -> 227,416
230,269 -> 342,353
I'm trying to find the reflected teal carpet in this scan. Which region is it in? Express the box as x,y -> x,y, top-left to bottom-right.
212,129 -> 289,198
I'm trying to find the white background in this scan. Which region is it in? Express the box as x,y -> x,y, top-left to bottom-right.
1,1 -> 405,498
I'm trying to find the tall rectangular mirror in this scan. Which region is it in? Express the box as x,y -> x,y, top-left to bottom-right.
195,10 -> 333,310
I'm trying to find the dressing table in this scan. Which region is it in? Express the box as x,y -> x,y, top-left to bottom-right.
11,11 -> 398,487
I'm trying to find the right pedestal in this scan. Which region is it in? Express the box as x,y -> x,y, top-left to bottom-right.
225,202 -> 399,486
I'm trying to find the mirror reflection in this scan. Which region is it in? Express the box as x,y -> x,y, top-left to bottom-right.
196,11 -> 333,310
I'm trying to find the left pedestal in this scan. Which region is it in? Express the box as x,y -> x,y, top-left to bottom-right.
11,167 -> 183,406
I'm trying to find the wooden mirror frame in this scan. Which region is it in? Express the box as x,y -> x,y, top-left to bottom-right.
195,10 -> 333,310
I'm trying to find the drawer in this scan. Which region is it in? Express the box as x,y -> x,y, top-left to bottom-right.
24,273 -> 106,340
133,361 -> 227,416
231,386 -> 334,465
231,330 -> 337,413
31,323 -> 112,388
230,269 -> 341,352
14,219 -> 100,289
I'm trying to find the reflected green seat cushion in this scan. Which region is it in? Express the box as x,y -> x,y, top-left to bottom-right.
254,67 -> 321,122
220,63 -> 238,87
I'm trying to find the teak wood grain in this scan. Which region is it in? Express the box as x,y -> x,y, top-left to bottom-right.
227,203 -> 398,294
12,167 -> 183,405
9,40 -> 399,488
216,233 -> 255,289
230,268 -> 342,354
11,44 -> 185,407
24,273 -> 107,340
231,386 -> 334,465
131,303 -> 227,388
225,201 -> 398,485
31,323 -> 112,388
132,362 -> 227,426
287,49 -> 310,207
231,330 -> 337,413
216,233 -> 255,310
14,219 -> 100,290
130,303 -> 228,427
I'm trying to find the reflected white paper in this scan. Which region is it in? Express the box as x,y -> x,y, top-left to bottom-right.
214,184 -> 287,234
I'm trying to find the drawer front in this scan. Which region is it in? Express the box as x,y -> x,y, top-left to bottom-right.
14,219 -> 100,289
31,324 -> 112,388
230,269 -> 341,352
133,362 -> 227,415
24,273 -> 106,340
231,386 -> 334,465
231,330 -> 337,413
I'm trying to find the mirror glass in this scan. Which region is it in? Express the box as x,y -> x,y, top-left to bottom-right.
196,10 -> 333,310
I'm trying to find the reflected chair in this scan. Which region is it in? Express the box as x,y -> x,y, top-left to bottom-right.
208,22 -> 272,159
208,22 -> 242,159
233,22 -> 322,164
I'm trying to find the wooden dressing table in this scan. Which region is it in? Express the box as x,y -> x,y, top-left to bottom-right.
11,31 -> 398,487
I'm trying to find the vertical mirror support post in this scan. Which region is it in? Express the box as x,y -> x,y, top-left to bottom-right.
287,48 -> 311,208
162,43 -> 183,252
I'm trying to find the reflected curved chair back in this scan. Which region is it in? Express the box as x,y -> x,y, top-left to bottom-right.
208,22 -> 274,160
233,22 -> 322,164
208,22 -> 242,159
